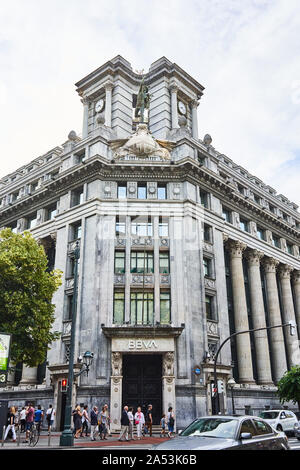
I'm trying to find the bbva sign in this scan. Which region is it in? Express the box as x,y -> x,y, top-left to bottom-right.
128,339 -> 158,350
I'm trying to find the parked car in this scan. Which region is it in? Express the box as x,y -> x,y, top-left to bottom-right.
259,410 -> 298,435
153,415 -> 289,450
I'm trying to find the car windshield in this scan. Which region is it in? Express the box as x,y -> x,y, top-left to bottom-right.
259,412 -> 280,419
181,418 -> 238,439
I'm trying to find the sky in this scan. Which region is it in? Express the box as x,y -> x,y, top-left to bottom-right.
0,0 -> 299,206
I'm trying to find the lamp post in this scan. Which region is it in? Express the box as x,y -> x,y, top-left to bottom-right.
59,241 -> 80,447
227,377 -> 236,415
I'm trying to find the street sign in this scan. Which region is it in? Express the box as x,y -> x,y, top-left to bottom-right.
193,366 -> 201,375
0,333 -> 11,387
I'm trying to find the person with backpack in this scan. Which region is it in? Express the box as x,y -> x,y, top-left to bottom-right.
45,404 -> 55,435
4,406 -> 17,442
167,406 -> 175,438
20,407 -> 26,433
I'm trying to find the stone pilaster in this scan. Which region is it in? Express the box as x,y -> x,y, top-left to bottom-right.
245,249 -> 273,385
162,352 -> 176,430
278,264 -> 300,367
170,84 -> 179,130
104,81 -> 114,127
262,257 -> 287,382
292,271 -> 300,337
110,352 -> 122,432
191,100 -> 199,140
81,96 -> 90,139
227,240 -> 255,384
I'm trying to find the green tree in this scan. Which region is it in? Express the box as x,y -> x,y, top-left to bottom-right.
0,228 -> 62,367
277,366 -> 300,411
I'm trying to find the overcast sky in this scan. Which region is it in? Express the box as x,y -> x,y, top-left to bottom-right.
0,0 -> 299,206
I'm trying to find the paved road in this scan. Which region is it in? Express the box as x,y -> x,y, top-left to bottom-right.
288,437 -> 300,450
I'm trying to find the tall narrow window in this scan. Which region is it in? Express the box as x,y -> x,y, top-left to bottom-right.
257,226 -> 265,241
137,183 -> 147,199
116,216 -> 126,237
157,184 -> 167,200
159,217 -> 169,237
70,221 -> 82,240
272,234 -> 280,248
113,291 -> 125,324
46,202 -> 57,221
27,212 -> 38,229
115,251 -> 126,273
117,183 -> 127,199
131,251 -> 154,273
66,295 -> 74,320
130,291 -> 154,325
239,217 -> 249,232
222,207 -> 232,223
205,295 -> 215,320
159,252 -> 169,274
71,186 -> 84,207
160,291 -> 171,324
200,189 -> 209,208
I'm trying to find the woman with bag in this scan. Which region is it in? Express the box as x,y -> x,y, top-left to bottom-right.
134,406 -> 145,440
98,406 -> 108,440
72,405 -> 82,439
167,406 -> 175,438
4,406 -> 17,442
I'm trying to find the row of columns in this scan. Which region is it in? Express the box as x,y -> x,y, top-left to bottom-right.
226,238 -> 300,385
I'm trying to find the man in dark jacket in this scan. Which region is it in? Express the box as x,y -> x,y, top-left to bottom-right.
118,405 -> 129,441
90,406 -> 99,441
145,404 -> 153,437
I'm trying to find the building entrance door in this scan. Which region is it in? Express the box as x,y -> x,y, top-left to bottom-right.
122,354 -> 162,425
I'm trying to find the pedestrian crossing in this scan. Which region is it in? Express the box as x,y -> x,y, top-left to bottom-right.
288,438 -> 300,450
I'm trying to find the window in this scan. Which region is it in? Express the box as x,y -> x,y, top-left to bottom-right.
253,419 -> 273,435
237,185 -> 245,195
69,256 -> 80,277
159,252 -> 169,274
27,213 -> 38,229
137,183 -> 147,199
269,204 -> 276,214
115,251 -> 125,273
257,226 -> 265,241
159,217 -> 169,237
74,150 -> 85,164
272,234 -> 280,248
203,257 -> 213,278
113,291 -> 125,324
130,291 -> 154,325
239,217 -> 249,232
287,243 -> 293,255
200,189 -> 209,208
116,216 -> 126,237
240,420 -> 257,437
131,251 -> 154,273
66,295 -> 74,320
205,295 -> 216,320
282,212 -> 288,222
117,183 -> 127,199
222,207 -> 232,223
253,194 -> 261,205
70,222 -> 82,240
204,224 -> 212,243
131,216 -> 152,236
46,203 -> 57,221
31,181 -> 39,192
71,186 -> 84,207
160,291 -> 171,324
157,184 -> 167,200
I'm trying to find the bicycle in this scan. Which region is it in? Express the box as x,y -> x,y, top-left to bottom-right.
25,423 -> 39,447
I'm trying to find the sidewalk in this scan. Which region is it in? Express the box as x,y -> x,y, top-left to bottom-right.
1,431 -> 171,449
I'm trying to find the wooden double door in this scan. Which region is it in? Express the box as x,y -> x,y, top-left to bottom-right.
122,354 -> 162,425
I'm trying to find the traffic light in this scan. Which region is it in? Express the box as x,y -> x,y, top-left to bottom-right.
217,380 -> 224,394
61,379 -> 68,392
211,383 -> 217,397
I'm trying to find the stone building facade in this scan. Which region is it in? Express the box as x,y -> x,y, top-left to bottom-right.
0,55 -> 300,430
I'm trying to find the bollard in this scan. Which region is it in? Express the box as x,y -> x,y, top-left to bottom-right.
1,425 -> 5,447
17,424 -> 21,446
48,428 -> 51,447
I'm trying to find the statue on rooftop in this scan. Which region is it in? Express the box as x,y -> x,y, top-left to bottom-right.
135,77 -> 150,123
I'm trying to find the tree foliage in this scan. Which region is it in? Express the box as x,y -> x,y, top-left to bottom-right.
277,366 -> 300,410
0,228 -> 62,367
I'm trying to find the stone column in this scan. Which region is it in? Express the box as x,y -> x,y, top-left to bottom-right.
245,249 -> 273,385
278,265 -> 300,367
191,100 -> 199,140
19,365 -> 38,385
104,81 -> 114,127
262,257 -> 287,383
162,352 -> 176,430
81,97 -> 90,139
292,271 -> 300,337
170,84 -> 179,129
110,352 -> 122,433
227,240 -> 255,384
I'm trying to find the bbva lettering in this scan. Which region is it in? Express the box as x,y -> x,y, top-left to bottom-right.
128,340 -> 158,349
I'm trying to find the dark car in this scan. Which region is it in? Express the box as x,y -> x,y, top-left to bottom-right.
153,415 -> 290,450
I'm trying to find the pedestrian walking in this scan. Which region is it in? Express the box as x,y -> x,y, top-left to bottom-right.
34,405 -> 43,434
20,407 -> 26,433
81,405 -> 90,437
24,403 -> 35,443
46,404 -> 55,434
72,405 -> 82,439
104,403 -> 111,436
145,404 -> 153,437
4,406 -> 17,442
118,405 -> 129,441
99,406 -> 108,440
160,413 -> 167,437
90,406 -> 99,441
167,406 -> 175,438
134,406 -> 145,440
128,407 -> 135,440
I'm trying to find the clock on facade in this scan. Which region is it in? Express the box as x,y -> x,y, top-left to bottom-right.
178,100 -> 187,115
95,98 -> 105,113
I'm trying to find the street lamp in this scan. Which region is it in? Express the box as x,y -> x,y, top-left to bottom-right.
227,377 -> 236,415
59,241 -> 80,447
76,351 -> 94,378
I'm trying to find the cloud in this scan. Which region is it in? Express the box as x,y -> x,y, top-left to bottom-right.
0,0 -> 299,207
